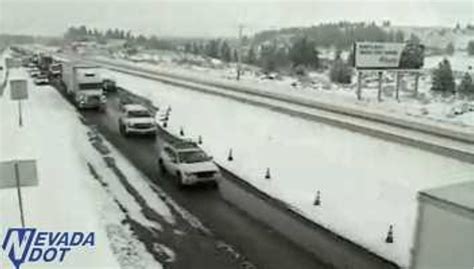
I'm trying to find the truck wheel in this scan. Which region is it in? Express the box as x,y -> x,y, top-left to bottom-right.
158,159 -> 166,173
176,172 -> 185,189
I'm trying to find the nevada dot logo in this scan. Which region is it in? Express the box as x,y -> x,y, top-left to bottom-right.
1,228 -> 95,269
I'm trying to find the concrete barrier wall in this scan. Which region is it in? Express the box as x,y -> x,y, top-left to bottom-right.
91,57 -> 474,144
90,61 -> 474,164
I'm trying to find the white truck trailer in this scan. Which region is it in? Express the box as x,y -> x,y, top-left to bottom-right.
62,63 -> 106,110
410,181 -> 474,269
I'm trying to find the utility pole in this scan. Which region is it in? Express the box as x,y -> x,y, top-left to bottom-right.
236,24 -> 244,81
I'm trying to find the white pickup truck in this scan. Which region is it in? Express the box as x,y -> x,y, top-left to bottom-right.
158,140 -> 220,187
118,104 -> 157,136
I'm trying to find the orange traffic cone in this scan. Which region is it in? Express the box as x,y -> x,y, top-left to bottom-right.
314,191 -> 321,206
265,168 -> 271,179
385,225 -> 394,243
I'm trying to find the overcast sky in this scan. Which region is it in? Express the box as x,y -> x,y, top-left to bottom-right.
0,0 -> 472,37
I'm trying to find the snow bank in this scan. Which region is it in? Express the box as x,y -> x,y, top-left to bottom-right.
0,67 -> 171,269
0,69 -> 119,268
108,70 -> 474,268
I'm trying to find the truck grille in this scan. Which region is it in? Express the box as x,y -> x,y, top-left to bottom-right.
194,171 -> 216,178
133,123 -> 153,129
87,96 -> 100,103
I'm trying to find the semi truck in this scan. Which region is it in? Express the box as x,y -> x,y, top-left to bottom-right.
62,63 -> 106,110
49,62 -> 62,78
38,55 -> 53,72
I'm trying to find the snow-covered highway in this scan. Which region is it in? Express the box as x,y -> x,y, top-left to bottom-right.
98,68 -> 474,268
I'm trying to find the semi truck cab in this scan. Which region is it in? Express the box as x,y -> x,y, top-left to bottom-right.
63,64 -> 106,110
75,68 -> 106,109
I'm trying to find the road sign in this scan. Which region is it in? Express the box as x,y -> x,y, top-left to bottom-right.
354,42 -> 424,70
0,160 -> 38,189
10,79 -> 28,100
5,57 -> 21,69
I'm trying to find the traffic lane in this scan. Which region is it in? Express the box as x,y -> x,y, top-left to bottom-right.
50,80 -> 245,268
82,91 -> 330,269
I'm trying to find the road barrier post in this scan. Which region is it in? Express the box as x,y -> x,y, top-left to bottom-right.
395,72 -> 401,102
377,71 -> 383,102
314,190 -> 321,206
385,225 -> 394,243
265,168 -> 271,179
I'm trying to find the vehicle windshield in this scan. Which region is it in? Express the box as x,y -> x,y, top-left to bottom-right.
178,150 -> 211,163
79,83 -> 103,90
128,110 -> 151,118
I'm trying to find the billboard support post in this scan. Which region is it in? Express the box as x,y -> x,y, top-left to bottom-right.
395,72 -> 401,102
357,71 -> 362,100
377,71 -> 383,102
414,72 -> 420,97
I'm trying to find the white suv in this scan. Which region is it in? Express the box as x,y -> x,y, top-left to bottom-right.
158,141 -> 220,187
118,104 -> 157,136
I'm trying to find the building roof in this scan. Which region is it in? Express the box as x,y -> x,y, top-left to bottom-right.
420,181 -> 474,212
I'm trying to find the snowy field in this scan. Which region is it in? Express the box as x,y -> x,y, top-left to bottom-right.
106,69 -> 474,268
97,50 -> 474,130
0,66 -> 175,268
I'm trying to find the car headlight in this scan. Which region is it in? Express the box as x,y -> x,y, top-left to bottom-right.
100,95 -> 107,102
79,95 -> 86,101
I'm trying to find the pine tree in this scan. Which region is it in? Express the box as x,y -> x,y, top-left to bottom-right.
457,72 -> 474,95
289,36 -> 319,68
205,39 -> 220,59
330,53 -> 352,84
246,46 -> 257,65
220,41 -> 232,62
431,59 -> 456,93
446,42 -> 455,55
468,41 -> 474,56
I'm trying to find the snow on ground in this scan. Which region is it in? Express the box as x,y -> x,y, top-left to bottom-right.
425,51 -> 474,72
0,67 -> 171,268
0,68 -> 119,268
108,69 -> 474,268
97,50 -> 474,130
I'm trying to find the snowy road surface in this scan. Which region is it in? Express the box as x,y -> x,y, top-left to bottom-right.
105,69 -> 474,268
73,88 -> 331,269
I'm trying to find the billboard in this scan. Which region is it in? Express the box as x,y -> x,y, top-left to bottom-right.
354,42 -> 424,70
